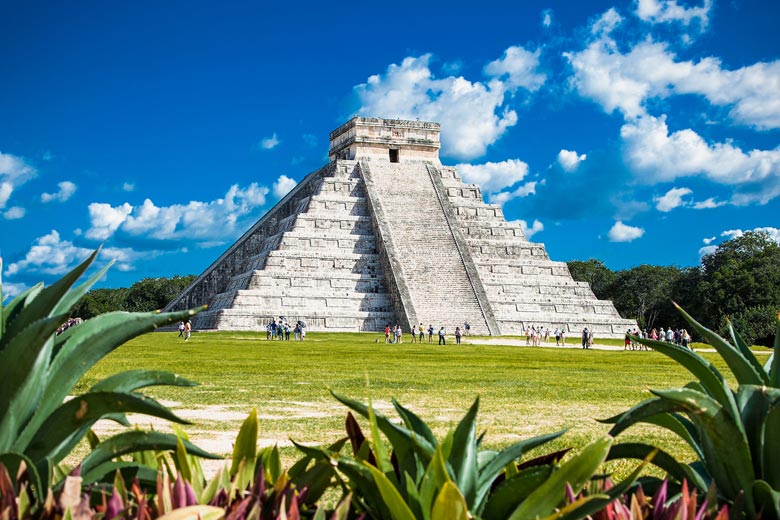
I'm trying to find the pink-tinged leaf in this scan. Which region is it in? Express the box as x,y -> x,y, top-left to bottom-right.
173,473 -> 187,509
105,488 -> 124,520
184,479 -> 197,506
565,482 -> 577,503
652,480 -> 669,520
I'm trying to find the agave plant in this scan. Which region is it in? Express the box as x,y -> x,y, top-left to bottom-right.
290,391 -> 650,520
602,304 -> 780,519
0,250 -> 217,504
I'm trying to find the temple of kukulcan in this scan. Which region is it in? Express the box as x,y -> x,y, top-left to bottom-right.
165,117 -> 636,337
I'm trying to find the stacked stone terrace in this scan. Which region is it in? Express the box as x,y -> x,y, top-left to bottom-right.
167,117 -> 635,337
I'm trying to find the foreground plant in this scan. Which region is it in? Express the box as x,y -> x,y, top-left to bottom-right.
289,391 -> 651,520
603,304 -> 780,519
0,250 -> 216,507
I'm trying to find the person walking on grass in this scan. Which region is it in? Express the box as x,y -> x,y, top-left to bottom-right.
411,324 -> 417,343
419,323 -> 425,343
178,321 -> 185,338
438,327 -> 446,345
395,324 -> 402,344
455,326 -> 462,345
581,327 -> 589,349
184,320 -> 191,341
428,324 -> 434,343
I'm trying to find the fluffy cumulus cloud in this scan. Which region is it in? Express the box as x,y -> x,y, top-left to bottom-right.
635,0 -> 711,28
3,206 -> 26,220
607,220 -> 645,242
260,133 -> 280,150
698,226 -> 780,257
41,180 -> 77,203
484,46 -> 546,91
488,181 -> 537,206
272,175 -> 297,198
654,186 -> 692,212
557,149 -> 587,171
0,151 -> 36,209
4,230 -> 141,278
566,26 -> 780,129
621,115 -> 780,203
85,183 -> 269,244
455,159 -> 529,193
355,54 -> 531,160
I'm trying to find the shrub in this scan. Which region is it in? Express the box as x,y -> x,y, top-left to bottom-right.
603,303 -> 780,519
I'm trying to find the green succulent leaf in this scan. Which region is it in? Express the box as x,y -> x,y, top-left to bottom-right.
364,462 -> 417,520
0,314 -> 65,452
752,480 -> 780,520
474,429 -> 566,515
0,283 -> 42,346
392,398 -> 437,448
229,408 -> 258,478
631,334 -> 740,419
2,250 -> 99,345
602,396 -> 686,437
772,312 -> 780,387
80,430 -> 220,477
642,413 -> 703,460
448,397 -> 479,506
764,404 -> 780,489
17,307 -> 204,450
90,370 -> 198,393
482,465 -> 554,520
606,442 -> 708,491
0,452 -> 45,504
727,318 -> 769,384
23,391 -> 191,464
431,480 -> 468,520
674,303 -> 765,387
508,435 -> 613,520
420,445 -> 452,519
651,387 -> 755,507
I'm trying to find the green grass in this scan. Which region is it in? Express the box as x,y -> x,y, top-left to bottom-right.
77,330 -> 765,475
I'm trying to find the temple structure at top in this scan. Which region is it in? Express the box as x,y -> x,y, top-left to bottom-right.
165,117 -> 635,337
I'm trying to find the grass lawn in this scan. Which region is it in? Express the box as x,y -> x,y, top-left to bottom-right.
77,330 -> 764,475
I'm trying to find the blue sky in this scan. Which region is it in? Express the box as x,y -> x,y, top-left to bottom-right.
2,0 -> 779,296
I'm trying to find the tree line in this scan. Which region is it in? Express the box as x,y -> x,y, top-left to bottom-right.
568,230 -> 780,346
72,274 -> 197,318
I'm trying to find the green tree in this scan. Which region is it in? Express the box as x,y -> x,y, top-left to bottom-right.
72,275 -> 196,318
567,259 -> 617,299
608,265 -> 684,330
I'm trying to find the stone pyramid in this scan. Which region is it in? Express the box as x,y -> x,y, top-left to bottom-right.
165,117 -> 636,337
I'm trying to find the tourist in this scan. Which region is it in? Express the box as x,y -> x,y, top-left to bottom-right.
624,329 -> 632,350
464,321 -> 470,336
419,323 -> 425,343
411,324 -> 417,343
285,322 -> 291,341
395,325 -> 402,344
271,320 -> 278,340
428,324 -> 434,343
525,326 -> 531,345
438,327 -> 446,345
560,328 -> 566,345
582,328 -> 589,349
665,328 -> 673,343
178,321 -> 185,338
385,324 -> 391,344
455,326 -> 462,344
184,320 -> 191,341
294,322 -> 301,341
554,327 -> 561,346
588,328 -> 594,349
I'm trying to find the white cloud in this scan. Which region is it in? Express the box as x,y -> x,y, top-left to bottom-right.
272,175 -> 297,198
692,197 -> 725,209
489,181 -> 538,206
123,182 -> 135,192
1,280 -> 28,301
86,202 -> 133,240
654,186 -> 692,212
566,29 -> 780,129
484,46 -> 546,92
702,236 -> 716,245
719,227 -> 780,243
608,221 -> 645,242
3,206 -> 25,220
85,183 -> 269,243
592,8 -> 624,36
0,152 -> 36,209
635,0 -> 711,29
517,219 -> 544,239
541,9 -> 553,28
355,54 -> 519,160
41,180 -> 77,203
4,230 -> 141,277
455,159 -> 529,193
260,133 -> 280,150
698,245 -> 717,257
621,115 -> 780,203
557,149 -> 587,171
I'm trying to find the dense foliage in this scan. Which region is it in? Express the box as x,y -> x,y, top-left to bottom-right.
71,274 -> 196,319
569,231 -> 780,345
